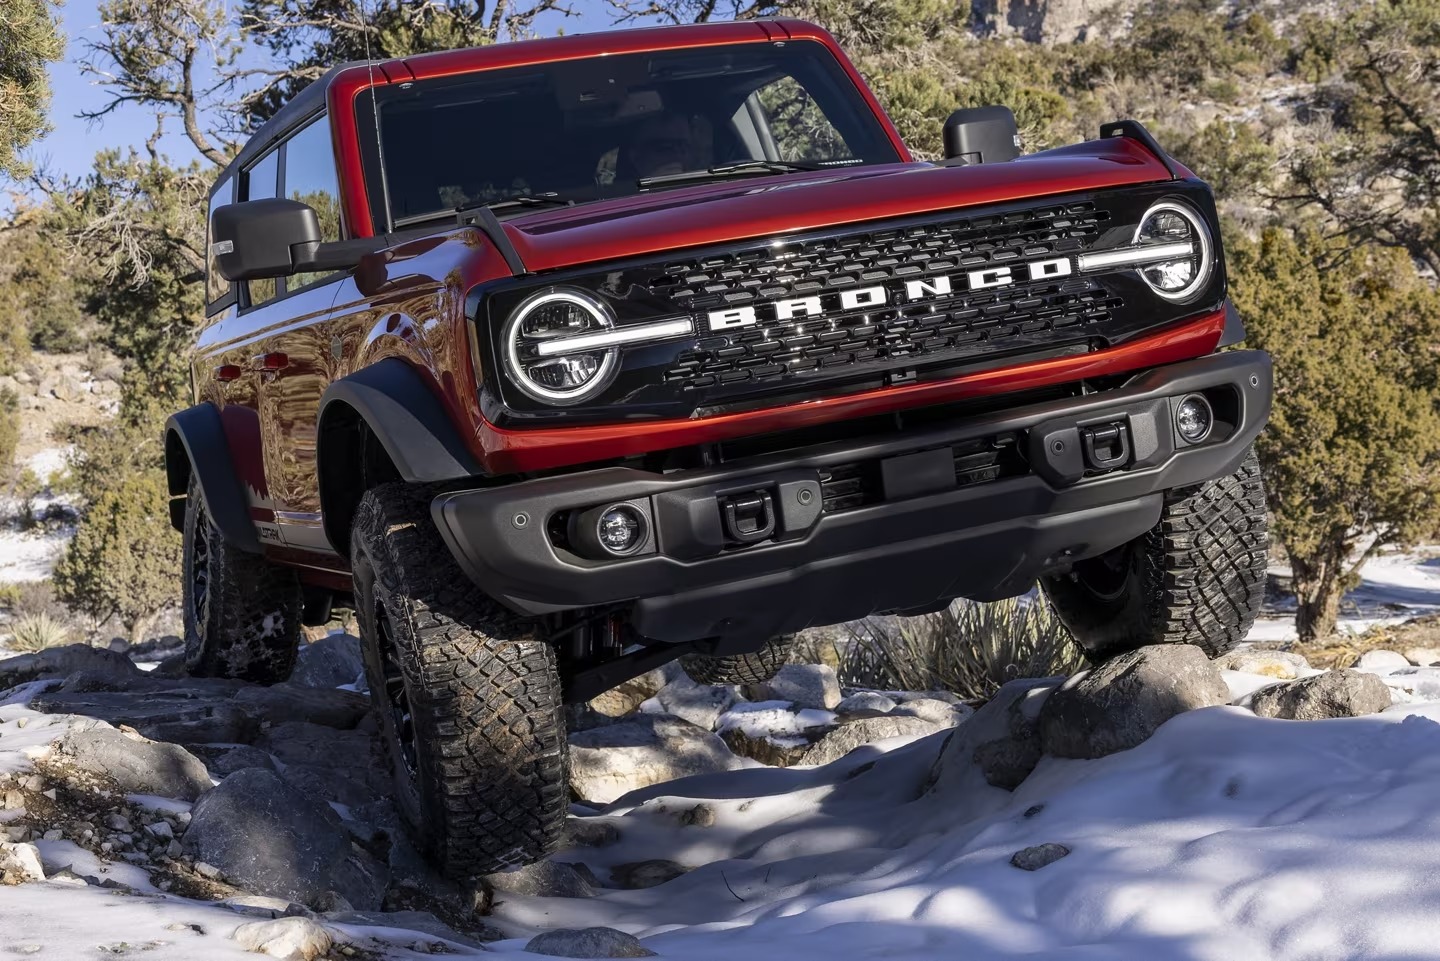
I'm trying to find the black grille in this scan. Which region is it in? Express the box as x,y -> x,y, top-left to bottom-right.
647,202 -> 1117,391
818,435 -> 1027,513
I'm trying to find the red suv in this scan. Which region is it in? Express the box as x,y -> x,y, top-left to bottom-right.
166,19 -> 1271,878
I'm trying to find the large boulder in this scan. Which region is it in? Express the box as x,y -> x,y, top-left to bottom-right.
568,714 -> 743,805
798,715 -> 943,767
0,645 -> 142,691
484,860 -> 598,899
1354,649 -> 1411,671
289,635 -> 366,691
642,677 -> 739,731
31,687 -> 259,745
52,727 -> 213,801
751,664 -> 841,711
184,768 -> 387,909
1249,669 -> 1393,720
525,927 -> 655,958
230,917 -> 334,960
589,669 -> 668,719
1039,644 -> 1230,760
233,684 -> 370,729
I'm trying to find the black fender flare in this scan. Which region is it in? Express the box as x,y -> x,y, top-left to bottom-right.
316,358 -> 483,553
164,404 -> 263,554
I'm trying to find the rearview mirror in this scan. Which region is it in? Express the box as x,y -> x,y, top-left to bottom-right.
942,106 -> 1021,165
211,198 -> 327,283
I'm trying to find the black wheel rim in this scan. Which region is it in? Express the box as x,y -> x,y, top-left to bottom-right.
1071,542 -> 1134,601
186,506 -> 212,667
375,600 -> 419,782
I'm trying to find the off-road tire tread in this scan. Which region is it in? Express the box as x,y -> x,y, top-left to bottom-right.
352,482 -> 567,880
1041,446 -> 1268,662
680,634 -> 797,685
182,475 -> 301,684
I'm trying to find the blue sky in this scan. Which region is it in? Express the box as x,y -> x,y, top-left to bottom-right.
17,0 -> 617,193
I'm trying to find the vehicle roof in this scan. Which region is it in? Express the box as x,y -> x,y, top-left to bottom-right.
211,19 -> 827,195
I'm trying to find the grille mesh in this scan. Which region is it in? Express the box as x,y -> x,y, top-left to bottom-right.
647,201 -> 1118,391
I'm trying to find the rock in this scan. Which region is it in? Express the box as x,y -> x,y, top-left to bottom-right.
105,814 -> 133,832
1355,649 -> 1411,671
644,677 -> 738,731
973,727 -> 1041,792
753,664 -> 841,711
32,688 -> 258,745
233,684 -> 370,729
1214,649 -> 1311,679
289,635 -> 365,690
231,917 -> 333,960
325,910 -> 501,948
834,691 -> 897,718
125,636 -> 184,662
52,728 -> 213,801
196,860 -> 224,880
720,727 -> 815,767
185,768 -> 387,909
485,860 -> 598,899
568,714 -> 743,805
0,842 -> 45,881
223,896 -> 312,919
679,803 -> 716,827
525,927 -> 655,958
564,818 -> 620,848
1249,670 -> 1393,720
1010,843 -> 1070,871
1405,648 -> 1440,667
189,744 -> 278,778
589,669 -> 667,719
893,697 -> 960,725
610,859 -> 688,889
0,645 -> 142,690
798,715 -> 944,766
1039,645 -> 1230,760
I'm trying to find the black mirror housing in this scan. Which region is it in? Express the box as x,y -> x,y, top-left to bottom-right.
211,198 -> 324,283
942,106 -> 1021,165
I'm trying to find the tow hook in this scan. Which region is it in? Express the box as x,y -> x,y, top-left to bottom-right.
1080,422 -> 1131,471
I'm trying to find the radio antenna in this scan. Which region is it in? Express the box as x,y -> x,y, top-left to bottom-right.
357,0 -> 393,232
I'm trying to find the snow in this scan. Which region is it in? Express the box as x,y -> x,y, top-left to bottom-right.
1247,547 -> 1440,642
0,445 -> 80,585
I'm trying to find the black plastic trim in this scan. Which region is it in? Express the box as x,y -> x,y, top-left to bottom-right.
164,404 -> 263,554
462,206 -> 527,276
1219,298 -> 1246,347
432,350 -> 1272,642
1100,119 -> 1180,180
318,358 -> 483,483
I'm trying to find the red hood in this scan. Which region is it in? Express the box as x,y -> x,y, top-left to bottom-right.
501,137 -> 1175,273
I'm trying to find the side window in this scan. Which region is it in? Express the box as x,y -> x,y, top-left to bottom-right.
242,148 -> 280,307
284,114 -> 342,291
205,177 -> 234,308
750,78 -> 852,163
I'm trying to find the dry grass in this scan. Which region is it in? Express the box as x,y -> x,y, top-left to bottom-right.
7,611 -> 72,653
1281,613 -> 1440,669
831,597 -> 1084,702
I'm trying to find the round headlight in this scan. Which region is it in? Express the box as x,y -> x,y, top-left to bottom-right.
1133,201 -> 1212,301
503,289 -> 619,405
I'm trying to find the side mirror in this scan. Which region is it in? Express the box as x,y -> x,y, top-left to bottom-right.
942,106 -> 1021,165
211,198 -> 326,283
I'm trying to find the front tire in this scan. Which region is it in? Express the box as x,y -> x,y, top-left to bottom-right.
1040,446 -> 1268,662
681,634 -> 796,685
351,483 -> 567,880
182,475 -> 301,683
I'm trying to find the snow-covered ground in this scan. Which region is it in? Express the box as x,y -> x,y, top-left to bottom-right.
0,446 -> 78,585
1247,547 -> 1440,643
0,660 -> 1438,959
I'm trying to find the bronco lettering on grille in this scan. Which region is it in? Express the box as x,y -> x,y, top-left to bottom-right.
705,256 -> 1073,332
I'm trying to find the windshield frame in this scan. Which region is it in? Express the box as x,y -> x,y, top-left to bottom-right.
352,37 -> 906,234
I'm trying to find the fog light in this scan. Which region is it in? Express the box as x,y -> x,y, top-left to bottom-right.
1175,394 -> 1214,444
598,506 -> 643,555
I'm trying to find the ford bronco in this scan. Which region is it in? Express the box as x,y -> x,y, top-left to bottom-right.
166,19 -> 1271,878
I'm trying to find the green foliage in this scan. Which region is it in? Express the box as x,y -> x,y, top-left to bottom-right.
0,387 -> 17,478
53,459 -> 179,644
838,597 -> 1082,701
0,214 -> 91,355
7,611 -> 72,652
0,0 -> 64,179
0,583 -> 20,610
1231,226 -> 1440,640
1167,120 -> 1278,199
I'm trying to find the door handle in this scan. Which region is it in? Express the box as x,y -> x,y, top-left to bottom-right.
252,352 -> 289,372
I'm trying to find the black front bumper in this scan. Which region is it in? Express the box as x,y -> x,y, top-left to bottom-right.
433,350 -> 1271,645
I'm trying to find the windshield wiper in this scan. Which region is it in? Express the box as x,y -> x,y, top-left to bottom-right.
637,160 -> 824,191
393,193 -> 580,229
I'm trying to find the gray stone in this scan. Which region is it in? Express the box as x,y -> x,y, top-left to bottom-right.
1355,649 -> 1411,671
1010,843 -> 1070,871
185,768 -> 387,909
610,859 -> 688,889
190,744 -> 278,778
646,677 -> 738,731
568,714 -> 743,805
589,669 -> 667,719
798,715 -> 944,767
0,645 -> 142,691
1213,649 -> 1311,680
678,803 -> 716,828
223,895 -> 312,919
754,664 -> 841,711
893,697 -> 959,725
323,910 -> 499,949
525,927 -> 655,958
563,818 -> 620,848
720,727 -> 816,767
1039,645 -> 1230,760
834,691 -> 897,718
289,634 -> 365,690
1405,647 -> 1440,667
0,842 -> 45,881
485,860 -> 598,899
31,689 -> 258,744
233,684 -> 370,729
230,917 -> 333,960
53,728 -> 213,801
1249,670 -> 1393,720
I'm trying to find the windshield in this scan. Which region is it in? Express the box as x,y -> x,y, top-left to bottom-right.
358,40 -> 903,230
